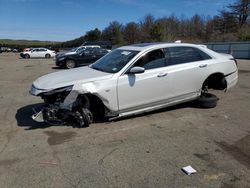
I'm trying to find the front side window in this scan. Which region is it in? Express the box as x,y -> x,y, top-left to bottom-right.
133,49 -> 166,70
91,49 -> 139,73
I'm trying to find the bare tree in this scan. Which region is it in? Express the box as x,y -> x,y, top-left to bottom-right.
228,0 -> 250,27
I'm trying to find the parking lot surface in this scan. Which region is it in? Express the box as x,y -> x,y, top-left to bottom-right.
0,53 -> 250,188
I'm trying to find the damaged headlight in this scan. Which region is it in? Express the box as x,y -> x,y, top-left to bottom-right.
42,85 -> 73,104
44,85 -> 73,95
30,84 -> 47,96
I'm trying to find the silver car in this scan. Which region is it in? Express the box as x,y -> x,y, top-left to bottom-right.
30,43 -> 238,127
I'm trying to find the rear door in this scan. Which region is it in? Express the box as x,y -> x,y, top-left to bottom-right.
39,48 -> 47,58
164,46 -> 213,99
78,49 -> 96,65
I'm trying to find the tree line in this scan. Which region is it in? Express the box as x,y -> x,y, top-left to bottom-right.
1,0 -> 249,49
60,0 -> 249,48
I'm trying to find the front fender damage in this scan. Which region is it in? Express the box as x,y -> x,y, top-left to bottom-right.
32,81 -> 114,127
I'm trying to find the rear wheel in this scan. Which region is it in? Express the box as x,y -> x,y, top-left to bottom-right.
196,93 -> 218,108
45,54 -> 51,58
65,60 -> 76,69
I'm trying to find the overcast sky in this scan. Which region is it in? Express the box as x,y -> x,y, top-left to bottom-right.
0,0 -> 235,41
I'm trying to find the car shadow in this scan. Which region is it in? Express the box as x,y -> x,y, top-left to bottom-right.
109,101 -> 201,123
51,66 -> 65,70
15,103 -> 52,130
16,101 -> 201,130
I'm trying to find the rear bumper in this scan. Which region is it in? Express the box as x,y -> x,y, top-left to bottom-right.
225,70 -> 238,90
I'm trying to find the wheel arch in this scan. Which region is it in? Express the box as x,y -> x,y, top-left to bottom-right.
202,72 -> 227,90
75,93 -> 108,120
45,53 -> 51,58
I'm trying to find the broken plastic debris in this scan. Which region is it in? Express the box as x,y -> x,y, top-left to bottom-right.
181,165 -> 197,175
32,109 -> 44,122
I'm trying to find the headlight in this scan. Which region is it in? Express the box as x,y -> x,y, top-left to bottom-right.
44,85 -> 73,95
30,84 -> 46,96
57,57 -> 66,61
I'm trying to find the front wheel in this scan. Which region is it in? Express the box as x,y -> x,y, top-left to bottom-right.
75,108 -> 93,127
65,60 -> 76,69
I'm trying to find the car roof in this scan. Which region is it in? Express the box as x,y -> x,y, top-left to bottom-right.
118,42 -> 205,51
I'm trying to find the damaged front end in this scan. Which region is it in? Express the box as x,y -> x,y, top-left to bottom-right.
30,85 -> 93,127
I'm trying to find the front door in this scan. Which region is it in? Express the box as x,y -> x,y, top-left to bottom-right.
117,49 -> 172,112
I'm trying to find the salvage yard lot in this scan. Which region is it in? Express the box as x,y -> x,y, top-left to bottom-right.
0,53 -> 250,187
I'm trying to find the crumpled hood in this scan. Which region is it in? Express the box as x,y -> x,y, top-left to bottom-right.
33,66 -> 112,91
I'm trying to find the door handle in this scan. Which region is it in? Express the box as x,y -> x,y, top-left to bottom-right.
157,73 -> 168,77
199,64 -> 207,68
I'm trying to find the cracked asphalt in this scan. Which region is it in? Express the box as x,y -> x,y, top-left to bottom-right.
0,53 -> 250,188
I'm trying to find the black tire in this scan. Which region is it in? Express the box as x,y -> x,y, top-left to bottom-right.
45,54 -> 51,58
196,93 -> 218,108
77,108 -> 93,127
24,54 -> 30,59
65,60 -> 76,69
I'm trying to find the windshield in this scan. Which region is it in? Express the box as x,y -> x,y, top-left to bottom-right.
77,47 -> 86,54
69,48 -> 77,52
76,47 -> 85,53
90,49 -> 139,73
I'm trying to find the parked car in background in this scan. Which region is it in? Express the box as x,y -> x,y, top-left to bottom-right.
23,48 -> 33,52
82,41 -> 112,50
6,48 -> 12,52
64,45 -> 101,56
12,48 -> 21,53
20,48 -> 56,58
49,47 -> 59,53
0,47 -> 12,52
55,48 -> 109,69
30,42 -> 238,127
54,45 -> 101,60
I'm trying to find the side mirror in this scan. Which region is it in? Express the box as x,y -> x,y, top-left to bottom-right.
129,66 -> 145,74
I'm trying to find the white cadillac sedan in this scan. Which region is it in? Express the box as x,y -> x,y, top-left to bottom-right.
30,43 -> 238,127
20,48 -> 56,58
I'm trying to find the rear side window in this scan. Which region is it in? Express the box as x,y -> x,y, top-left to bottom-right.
165,47 -> 211,65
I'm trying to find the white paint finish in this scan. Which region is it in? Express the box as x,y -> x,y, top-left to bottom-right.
32,66 -> 112,91
117,67 -> 172,112
30,43 -> 238,117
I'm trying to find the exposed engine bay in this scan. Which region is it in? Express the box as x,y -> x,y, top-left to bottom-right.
32,86 -> 94,127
